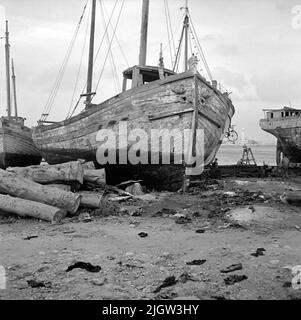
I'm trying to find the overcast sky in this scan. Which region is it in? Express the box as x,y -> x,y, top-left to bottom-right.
0,0 -> 301,143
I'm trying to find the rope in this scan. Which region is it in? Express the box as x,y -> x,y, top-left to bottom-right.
93,0 -> 124,96
40,1 -> 88,122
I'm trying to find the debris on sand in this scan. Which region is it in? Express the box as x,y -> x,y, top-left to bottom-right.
153,275 -> 178,293
249,206 -> 256,213
125,183 -> 144,196
138,232 -> 148,238
211,295 -> 227,300
116,180 -> 143,189
23,235 -> 38,240
186,259 -> 206,266
224,191 -> 236,197
78,212 -> 92,223
175,216 -> 191,224
224,274 -> 248,285
117,261 -> 144,269
66,261 -> 101,273
153,208 -> 177,217
251,248 -> 266,257
27,279 -> 52,288
220,263 -> 243,273
178,272 -> 199,283
91,278 -> 107,286
195,229 -> 206,234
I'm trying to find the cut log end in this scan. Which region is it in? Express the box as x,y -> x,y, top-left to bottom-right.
53,209 -> 67,223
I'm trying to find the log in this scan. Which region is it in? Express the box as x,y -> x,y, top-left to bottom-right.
46,184 -> 72,192
0,169 -> 81,214
83,169 -> 106,185
78,191 -> 103,209
286,192 -> 301,206
82,161 -> 96,170
0,194 -> 66,223
7,161 -> 84,185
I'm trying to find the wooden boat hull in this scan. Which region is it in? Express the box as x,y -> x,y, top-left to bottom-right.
33,71 -> 235,190
0,119 -> 42,169
260,117 -> 301,164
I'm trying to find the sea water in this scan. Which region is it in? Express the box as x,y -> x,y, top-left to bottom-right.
216,144 -> 277,166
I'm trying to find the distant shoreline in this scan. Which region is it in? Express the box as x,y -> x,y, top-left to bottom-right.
217,144 -> 276,165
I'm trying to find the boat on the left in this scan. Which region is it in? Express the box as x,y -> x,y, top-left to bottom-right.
0,21 -> 41,169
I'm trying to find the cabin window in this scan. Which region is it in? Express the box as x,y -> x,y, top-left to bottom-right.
270,113 -> 274,119
285,112 -> 289,117
281,112 -> 284,117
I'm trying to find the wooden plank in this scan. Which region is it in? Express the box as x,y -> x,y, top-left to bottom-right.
149,108 -> 193,121
198,109 -> 222,128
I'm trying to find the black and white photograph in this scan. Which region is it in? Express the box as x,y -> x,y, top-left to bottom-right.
0,0 -> 301,309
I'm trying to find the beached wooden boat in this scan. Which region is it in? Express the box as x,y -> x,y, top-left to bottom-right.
260,107 -> 301,165
33,0 -> 235,190
0,21 -> 41,169
0,117 -> 41,169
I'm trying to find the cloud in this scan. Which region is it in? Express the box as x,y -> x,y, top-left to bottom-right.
275,0 -> 298,12
212,67 -> 258,101
0,4 -> 5,24
201,34 -> 223,43
214,44 -> 240,56
252,66 -> 301,104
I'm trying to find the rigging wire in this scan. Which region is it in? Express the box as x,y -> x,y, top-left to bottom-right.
99,0 -> 121,93
66,2 -> 91,119
164,0 -> 175,66
93,0 -> 124,97
165,0 -> 176,57
102,1 -> 129,68
92,0 -> 119,71
40,1 -> 88,122
173,23 -> 185,72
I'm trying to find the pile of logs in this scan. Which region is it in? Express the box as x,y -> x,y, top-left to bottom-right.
0,161 -> 120,223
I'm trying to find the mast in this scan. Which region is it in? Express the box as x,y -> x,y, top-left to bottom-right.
5,20 -> 11,119
86,0 -> 96,106
184,0 -> 189,71
138,0 -> 149,66
11,59 -> 18,118
173,0 -> 190,72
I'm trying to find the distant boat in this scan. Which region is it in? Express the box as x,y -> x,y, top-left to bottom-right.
33,0 -> 235,190
0,21 -> 41,169
260,106 -> 301,165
